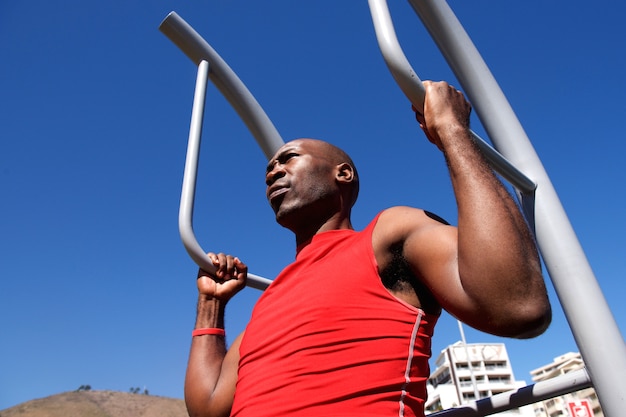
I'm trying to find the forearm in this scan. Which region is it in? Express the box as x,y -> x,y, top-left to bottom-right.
185,296 -> 228,417
444,126 -> 535,270
442,126 -> 548,334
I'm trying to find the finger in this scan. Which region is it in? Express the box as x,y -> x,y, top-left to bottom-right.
198,253 -> 218,278
233,257 -> 248,280
206,253 -> 221,273
213,253 -> 228,278
224,255 -> 236,280
233,256 -> 247,269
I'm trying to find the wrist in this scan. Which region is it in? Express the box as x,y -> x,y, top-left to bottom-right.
436,123 -> 470,145
198,292 -> 226,302
195,295 -> 226,329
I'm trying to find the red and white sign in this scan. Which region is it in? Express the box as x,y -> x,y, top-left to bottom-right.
567,399 -> 593,417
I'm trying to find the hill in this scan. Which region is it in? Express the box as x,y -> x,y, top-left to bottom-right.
0,390 -> 188,417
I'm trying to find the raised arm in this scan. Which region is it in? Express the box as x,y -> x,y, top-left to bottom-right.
185,253 -> 247,417
403,81 -> 550,338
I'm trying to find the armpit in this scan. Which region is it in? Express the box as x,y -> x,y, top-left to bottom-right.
380,243 -> 441,314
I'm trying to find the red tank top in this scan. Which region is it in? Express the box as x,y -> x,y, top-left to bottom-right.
231,213 -> 438,417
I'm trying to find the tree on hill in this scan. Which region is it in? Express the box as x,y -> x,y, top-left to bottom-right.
129,387 -> 150,395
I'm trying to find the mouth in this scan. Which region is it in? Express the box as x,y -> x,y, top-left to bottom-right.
267,180 -> 290,202
268,186 -> 288,202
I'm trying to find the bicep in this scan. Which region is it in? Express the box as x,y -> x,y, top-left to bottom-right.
377,207 -> 481,325
404,218 -> 549,337
402,221 -> 482,324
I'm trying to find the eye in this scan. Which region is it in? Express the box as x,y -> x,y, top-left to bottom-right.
281,152 -> 298,163
265,150 -> 300,177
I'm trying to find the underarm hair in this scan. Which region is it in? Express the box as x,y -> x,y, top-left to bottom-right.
380,241 -> 440,314
381,243 -> 421,293
380,210 -> 448,290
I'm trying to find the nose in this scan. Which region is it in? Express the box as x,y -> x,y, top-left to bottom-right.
265,163 -> 286,186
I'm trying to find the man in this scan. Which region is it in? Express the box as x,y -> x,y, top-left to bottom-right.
184,81 -> 551,417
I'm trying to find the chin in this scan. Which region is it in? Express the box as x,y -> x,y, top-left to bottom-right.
275,213 -> 293,230
274,208 -> 300,231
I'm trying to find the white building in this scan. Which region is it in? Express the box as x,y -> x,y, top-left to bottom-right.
425,341 -> 534,416
530,352 -> 603,417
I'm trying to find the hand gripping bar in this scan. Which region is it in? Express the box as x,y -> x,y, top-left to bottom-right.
160,12 -> 282,290
367,0 -> 536,194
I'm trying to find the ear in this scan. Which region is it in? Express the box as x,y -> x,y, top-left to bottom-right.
335,163 -> 355,185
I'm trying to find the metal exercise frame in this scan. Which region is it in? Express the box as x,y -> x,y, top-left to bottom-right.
367,0 -> 625,416
160,2 -> 625,416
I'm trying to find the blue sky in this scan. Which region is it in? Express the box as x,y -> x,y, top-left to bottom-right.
1,0 -> 624,410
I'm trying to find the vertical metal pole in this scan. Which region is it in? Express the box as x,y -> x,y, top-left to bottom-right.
178,60 -> 211,273
406,1 -> 626,415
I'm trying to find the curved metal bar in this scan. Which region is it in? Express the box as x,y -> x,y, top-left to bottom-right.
161,12 -> 279,291
367,0 -> 536,194
178,60 -> 272,291
160,11 -> 284,160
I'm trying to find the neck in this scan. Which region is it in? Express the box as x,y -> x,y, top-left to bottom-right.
293,212 -> 353,247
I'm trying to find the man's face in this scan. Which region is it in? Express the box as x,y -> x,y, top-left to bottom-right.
265,139 -> 339,227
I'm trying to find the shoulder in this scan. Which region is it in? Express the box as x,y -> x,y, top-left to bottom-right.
373,206 -> 450,244
372,206 -> 457,270
371,207 -> 454,313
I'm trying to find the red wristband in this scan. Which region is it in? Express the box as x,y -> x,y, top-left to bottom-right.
192,328 -> 225,337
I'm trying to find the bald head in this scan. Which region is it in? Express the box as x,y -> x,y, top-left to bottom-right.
267,138 -> 360,208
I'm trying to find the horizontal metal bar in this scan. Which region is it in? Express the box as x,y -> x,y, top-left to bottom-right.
429,368 -> 593,417
367,0 -> 536,194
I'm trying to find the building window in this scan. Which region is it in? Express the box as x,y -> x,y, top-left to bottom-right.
484,361 -> 507,370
